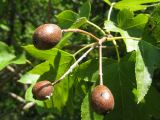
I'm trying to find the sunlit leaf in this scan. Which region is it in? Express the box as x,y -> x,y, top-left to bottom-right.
104,20 -> 138,52
135,40 -> 160,103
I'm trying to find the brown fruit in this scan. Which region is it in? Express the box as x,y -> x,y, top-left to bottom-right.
91,85 -> 114,115
33,24 -> 62,50
32,80 -> 53,100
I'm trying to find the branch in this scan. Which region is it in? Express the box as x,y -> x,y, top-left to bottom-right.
62,29 -> 100,42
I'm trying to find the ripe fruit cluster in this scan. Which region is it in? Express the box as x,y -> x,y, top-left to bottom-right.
32,23 -> 115,115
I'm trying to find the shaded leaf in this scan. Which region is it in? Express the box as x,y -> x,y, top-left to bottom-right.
81,93 -> 103,120
79,1 -> 91,19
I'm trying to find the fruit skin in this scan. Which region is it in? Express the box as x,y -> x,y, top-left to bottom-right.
32,80 -> 53,100
33,24 -> 62,50
91,85 -> 114,115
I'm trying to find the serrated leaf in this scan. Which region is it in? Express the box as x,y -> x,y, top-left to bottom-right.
104,20 -> 138,52
81,93 -> 103,120
56,10 -> 79,28
113,0 -> 160,11
79,1 -> 91,19
135,40 -> 160,103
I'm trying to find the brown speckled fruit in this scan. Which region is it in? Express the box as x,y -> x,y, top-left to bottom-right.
91,85 -> 114,115
32,80 -> 53,100
33,24 -> 62,50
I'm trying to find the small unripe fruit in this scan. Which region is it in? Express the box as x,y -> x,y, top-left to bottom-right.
91,85 -> 114,115
33,24 -> 62,50
32,80 -> 53,100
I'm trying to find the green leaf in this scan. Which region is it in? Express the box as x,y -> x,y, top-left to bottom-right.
79,1 -> 91,19
76,59 -> 99,82
56,17 -> 87,49
23,45 -> 72,60
56,10 -> 79,28
104,20 -> 138,52
29,61 -> 50,75
135,40 -> 160,103
0,42 -> 15,70
113,0 -> 160,11
18,61 -> 50,84
117,9 -> 149,37
81,93 -> 103,120
18,73 -> 40,84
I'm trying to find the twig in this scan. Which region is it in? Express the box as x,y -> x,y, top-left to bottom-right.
87,20 -> 106,35
62,29 -> 100,42
6,66 -> 15,72
23,102 -> 35,110
52,46 -> 95,86
9,92 -> 26,103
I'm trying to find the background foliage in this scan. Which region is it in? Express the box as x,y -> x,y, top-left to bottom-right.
0,0 -> 160,120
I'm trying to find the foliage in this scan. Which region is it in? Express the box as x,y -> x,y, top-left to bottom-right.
0,0 -> 160,120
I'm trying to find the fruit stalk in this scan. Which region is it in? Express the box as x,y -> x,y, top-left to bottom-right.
99,41 -> 103,85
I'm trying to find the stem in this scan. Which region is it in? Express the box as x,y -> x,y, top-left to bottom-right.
74,42 -> 97,56
87,20 -> 106,35
99,42 -> 103,85
62,29 -> 100,42
107,36 -> 141,41
52,46 -> 95,86
107,2 -> 116,21
113,40 -> 120,62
